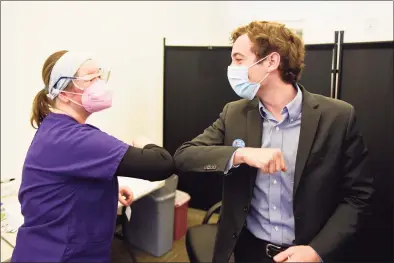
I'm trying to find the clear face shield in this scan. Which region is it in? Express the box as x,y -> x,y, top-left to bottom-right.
52,68 -> 111,91
72,68 -> 111,90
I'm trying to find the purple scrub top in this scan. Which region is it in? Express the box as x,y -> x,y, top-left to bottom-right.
11,113 -> 129,262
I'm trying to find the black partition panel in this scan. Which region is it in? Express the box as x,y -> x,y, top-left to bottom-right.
339,41 -> 394,261
164,46 -> 237,209
164,40 -> 394,259
299,44 -> 334,97
164,44 -> 338,210
164,46 -> 234,155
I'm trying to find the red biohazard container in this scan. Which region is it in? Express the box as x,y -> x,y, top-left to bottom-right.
173,190 -> 191,240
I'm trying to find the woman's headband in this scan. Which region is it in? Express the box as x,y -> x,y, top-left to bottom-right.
47,51 -> 91,100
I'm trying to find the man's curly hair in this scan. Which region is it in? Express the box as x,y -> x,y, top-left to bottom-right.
231,21 -> 305,84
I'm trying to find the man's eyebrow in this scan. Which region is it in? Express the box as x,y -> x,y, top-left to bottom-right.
232,52 -> 245,58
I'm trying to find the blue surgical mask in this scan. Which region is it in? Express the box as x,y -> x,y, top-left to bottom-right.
227,55 -> 270,100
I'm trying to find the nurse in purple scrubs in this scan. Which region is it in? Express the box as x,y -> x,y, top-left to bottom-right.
11,50 -> 175,262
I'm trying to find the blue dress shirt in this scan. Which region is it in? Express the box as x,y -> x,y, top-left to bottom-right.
226,85 -> 302,246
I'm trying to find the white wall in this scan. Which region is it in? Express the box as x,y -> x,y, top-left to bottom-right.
216,1 -> 394,44
1,1 -> 393,181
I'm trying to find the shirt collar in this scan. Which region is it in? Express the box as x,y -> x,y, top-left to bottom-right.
259,83 -> 303,121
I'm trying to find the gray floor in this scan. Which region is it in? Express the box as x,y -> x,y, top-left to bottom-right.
111,208 -> 218,263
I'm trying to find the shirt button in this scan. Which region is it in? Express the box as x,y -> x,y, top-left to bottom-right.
243,206 -> 249,212
291,118 -> 294,122
276,127 -> 280,131
275,226 -> 279,231
273,205 -> 277,210
273,180 -> 277,184
232,233 -> 238,239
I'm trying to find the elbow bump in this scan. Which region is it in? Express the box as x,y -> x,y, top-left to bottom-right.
173,147 -> 186,160
173,157 -> 185,172
149,161 -> 174,181
156,158 -> 175,179
173,150 -> 187,168
165,158 -> 176,174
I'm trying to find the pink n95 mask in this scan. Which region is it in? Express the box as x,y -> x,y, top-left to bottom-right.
62,80 -> 113,113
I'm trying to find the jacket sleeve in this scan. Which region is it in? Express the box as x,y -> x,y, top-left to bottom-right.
173,103 -> 238,173
115,144 -> 175,181
309,106 -> 374,260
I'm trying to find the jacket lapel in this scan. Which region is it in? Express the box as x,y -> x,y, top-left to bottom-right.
246,99 -> 262,194
293,87 -> 321,196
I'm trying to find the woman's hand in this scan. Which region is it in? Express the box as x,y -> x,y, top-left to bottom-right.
118,186 -> 134,206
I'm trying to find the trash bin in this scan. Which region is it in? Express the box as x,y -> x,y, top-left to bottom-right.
122,175 -> 178,257
173,190 -> 191,240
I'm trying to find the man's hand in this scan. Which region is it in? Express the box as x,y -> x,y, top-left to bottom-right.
118,186 -> 134,206
132,136 -> 154,149
233,147 -> 287,174
273,245 -> 321,263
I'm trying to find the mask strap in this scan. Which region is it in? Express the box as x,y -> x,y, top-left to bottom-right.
258,72 -> 270,84
249,54 -> 271,85
59,91 -> 84,108
60,90 -> 83,96
248,54 -> 270,68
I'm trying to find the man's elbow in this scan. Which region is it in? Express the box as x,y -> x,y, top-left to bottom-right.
173,147 -> 191,173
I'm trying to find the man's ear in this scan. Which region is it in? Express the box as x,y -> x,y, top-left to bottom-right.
268,52 -> 281,72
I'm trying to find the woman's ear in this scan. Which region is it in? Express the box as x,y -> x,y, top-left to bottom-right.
58,93 -> 70,103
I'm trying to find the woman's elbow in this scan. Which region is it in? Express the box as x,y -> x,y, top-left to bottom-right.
152,156 -> 176,181
163,157 -> 176,176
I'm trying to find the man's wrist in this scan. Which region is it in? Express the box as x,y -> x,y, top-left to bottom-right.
233,148 -> 246,166
308,245 -> 323,262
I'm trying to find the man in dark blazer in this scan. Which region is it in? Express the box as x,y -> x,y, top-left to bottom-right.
174,21 -> 374,263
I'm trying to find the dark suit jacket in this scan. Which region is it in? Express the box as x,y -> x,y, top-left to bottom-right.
174,85 -> 374,262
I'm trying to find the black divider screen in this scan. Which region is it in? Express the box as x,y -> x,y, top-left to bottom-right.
163,42 -> 393,260
164,44 -> 339,209
338,41 -> 393,261
163,46 -> 236,209
164,46 -> 234,155
164,44 -> 336,209
299,44 -> 334,97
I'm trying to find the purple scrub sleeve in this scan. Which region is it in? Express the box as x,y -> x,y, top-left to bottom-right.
26,114 -> 129,180
11,113 -> 174,262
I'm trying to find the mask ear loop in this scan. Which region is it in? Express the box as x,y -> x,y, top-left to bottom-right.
71,78 -> 86,91
249,54 -> 271,85
258,72 -> 270,84
249,54 -> 270,68
58,91 -> 84,108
